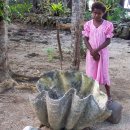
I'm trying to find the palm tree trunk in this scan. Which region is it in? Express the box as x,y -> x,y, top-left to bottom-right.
71,0 -> 85,70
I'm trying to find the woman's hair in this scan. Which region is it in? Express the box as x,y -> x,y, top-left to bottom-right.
92,2 -> 106,13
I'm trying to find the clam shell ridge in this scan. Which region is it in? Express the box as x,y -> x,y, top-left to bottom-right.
32,70 -> 111,130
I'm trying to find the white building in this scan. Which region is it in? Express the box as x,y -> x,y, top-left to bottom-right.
124,0 -> 130,9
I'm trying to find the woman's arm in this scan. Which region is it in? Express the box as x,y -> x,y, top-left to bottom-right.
84,37 -> 93,53
96,38 -> 111,52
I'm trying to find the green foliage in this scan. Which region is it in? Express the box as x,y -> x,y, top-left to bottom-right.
124,12 -> 130,20
84,11 -> 91,21
9,0 -> 32,20
0,1 -> 4,20
40,0 -> 52,16
43,48 -> 55,61
39,1 -> 70,16
51,2 -> 63,16
107,7 -> 125,22
51,2 -> 70,16
0,1 -> 10,22
62,5 -> 71,16
0,0 -> 32,22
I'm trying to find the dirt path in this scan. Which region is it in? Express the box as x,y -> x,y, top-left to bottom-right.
0,23 -> 130,130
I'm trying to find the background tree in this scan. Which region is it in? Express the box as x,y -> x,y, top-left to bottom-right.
71,0 -> 85,70
0,0 -> 16,93
0,0 -> 9,81
119,0 -> 124,7
32,0 -> 40,10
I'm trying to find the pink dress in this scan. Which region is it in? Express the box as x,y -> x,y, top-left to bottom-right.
82,19 -> 114,85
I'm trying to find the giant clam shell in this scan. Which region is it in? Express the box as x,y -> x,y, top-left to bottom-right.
32,70 -> 111,130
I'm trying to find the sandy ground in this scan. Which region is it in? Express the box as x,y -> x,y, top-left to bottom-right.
0,23 -> 130,130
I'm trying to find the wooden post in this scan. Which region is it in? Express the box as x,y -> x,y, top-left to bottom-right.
56,23 -> 63,70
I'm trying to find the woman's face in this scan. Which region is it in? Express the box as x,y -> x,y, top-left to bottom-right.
92,8 -> 104,21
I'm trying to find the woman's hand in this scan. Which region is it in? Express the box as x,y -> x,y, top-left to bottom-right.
93,53 -> 100,61
90,49 -> 98,57
90,49 -> 100,61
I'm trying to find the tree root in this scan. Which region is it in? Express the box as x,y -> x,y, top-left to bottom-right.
0,78 -> 18,93
0,69 -> 41,93
15,83 -> 37,92
9,70 -> 40,82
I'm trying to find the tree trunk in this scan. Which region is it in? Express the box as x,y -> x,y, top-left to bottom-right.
119,0 -> 124,7
0,0 -> 10,82
67,0 -> 72,10
0,21 -> 10,82
32,0 -> 40,10
71,0 -> 85,70
0,0 -> 16,93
